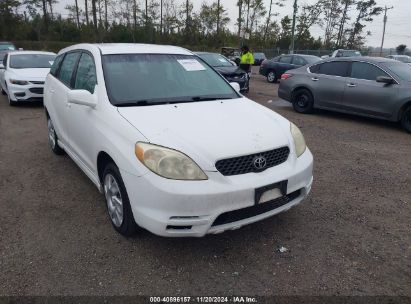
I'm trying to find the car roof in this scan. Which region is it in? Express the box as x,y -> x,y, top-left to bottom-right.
59,43 -> 193,56
195,52 -> 219,55
323,56 -> 393,64
7,50 -> 56,56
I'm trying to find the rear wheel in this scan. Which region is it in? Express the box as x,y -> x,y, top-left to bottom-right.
103,163 -> 138,236
401,106 -> 411,133
266,71 -> 277,83
47,116 -> 65,155
292,88 -> 314,114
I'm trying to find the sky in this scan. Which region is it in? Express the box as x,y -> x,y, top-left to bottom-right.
54,0 -> 411,48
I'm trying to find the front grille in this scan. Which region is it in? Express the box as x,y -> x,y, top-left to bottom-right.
30,81 -> 45,85
212,189 -> 301,227
29,87 -> 44,94
215,147 -> 290,176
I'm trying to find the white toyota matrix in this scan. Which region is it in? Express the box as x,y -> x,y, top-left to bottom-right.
44,43 -> 313,237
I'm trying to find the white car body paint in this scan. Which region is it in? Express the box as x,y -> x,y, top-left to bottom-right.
44,43 -> 314,237
0,50 -> 56,103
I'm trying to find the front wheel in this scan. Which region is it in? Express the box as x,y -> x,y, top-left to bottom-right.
292,89 -> 314,114
266,71 -> 277,83
103,163 -> 138,236
401,107 -> 411,133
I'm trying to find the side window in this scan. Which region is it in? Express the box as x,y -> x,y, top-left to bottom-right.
350,62 -> 389,81
74,53 -> 97,93
50,54 -> 64,77
279,56 -> 292,64
293,56 -> 306,66
318,61 -> 350,77
58,52 -> 80,87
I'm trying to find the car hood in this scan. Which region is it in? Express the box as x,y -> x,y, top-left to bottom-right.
214,66 -> 246,75
117,98 -> 291,171
9,68 -> 50,80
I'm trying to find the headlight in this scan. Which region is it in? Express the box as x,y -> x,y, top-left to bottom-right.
290,122 -> 306,157
10,79 -> 29,85
135,142 -> 208,180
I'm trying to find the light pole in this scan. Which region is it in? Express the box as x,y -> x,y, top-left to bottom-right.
290,0 -> 298,54
380,5 -> 394,56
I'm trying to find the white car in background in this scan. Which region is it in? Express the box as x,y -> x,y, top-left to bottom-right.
0,50 -> 56,106
44,43 -> 313,237
386,55 -> 411,66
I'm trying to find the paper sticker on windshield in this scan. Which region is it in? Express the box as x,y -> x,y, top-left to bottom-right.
49,61 -> 54,65
177,59 -> 205,71
218,58 -> 227,62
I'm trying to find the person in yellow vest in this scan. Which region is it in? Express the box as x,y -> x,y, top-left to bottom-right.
239,45 -> 254,73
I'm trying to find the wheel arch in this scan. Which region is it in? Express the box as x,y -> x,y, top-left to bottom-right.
398,100 -> 411,121
97,151 -> 117,184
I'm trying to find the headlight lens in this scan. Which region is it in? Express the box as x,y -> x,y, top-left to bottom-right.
290,122 -> 306,157
135,142 -> 208,180
10,79 -> 29,85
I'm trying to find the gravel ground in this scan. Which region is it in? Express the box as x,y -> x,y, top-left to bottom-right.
0,66 -> 410,297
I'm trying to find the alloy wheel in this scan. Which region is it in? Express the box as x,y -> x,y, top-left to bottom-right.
104,174 -> 124,228
47,119 -> 57,150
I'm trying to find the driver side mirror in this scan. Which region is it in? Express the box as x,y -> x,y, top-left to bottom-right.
376,76 -> 395,85
67,88 -> 97,108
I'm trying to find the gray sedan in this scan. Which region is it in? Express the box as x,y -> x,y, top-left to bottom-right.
278,57 -> 411,133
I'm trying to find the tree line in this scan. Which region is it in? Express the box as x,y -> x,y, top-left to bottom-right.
0,0 -> 382,51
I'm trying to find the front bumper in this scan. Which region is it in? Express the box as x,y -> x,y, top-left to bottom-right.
7,82 -> 44,102
121,148 -> 313,237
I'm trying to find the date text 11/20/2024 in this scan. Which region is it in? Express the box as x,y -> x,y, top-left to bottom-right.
150,296 -> 258,303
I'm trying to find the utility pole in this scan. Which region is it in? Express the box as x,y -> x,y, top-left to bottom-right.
290,0 -> 297,54
380,5 -> 394,56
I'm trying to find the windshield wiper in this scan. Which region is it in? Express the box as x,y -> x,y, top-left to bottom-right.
191,96 -> 233,102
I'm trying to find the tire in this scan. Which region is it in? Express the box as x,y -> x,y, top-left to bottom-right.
292,88 -> 314,114
47,116 -> 65,155
103,163 -> 138,236
266,70 -> 277,83
6,86 -> 17,106
401,106 -> 411,133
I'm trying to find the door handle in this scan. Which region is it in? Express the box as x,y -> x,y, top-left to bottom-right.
311,77 -> 319,81
347,83 -> 356,87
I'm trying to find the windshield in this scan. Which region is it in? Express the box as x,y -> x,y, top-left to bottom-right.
396,56 -> 411,63
198,53 -> 233,67
254,53 -> 266,59
10,54 -> 56,69
385,62 -> 411,81
341,50 -> 361,57
0,44 -> 15,51
102,54 -> 238,106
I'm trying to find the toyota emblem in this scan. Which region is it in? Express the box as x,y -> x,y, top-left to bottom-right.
253,156 -> 267,170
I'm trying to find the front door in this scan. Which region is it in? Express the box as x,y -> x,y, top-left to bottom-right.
67,51 -> 98,172
343,61 -> 399,118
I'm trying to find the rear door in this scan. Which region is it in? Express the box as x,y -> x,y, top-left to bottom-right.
276,55 -> 294,75
308,61 -> 350,109
50,51 -> 81,146
342,61 -> 399,118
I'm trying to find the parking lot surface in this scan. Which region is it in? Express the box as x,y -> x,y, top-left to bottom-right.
0,67 -> 410,296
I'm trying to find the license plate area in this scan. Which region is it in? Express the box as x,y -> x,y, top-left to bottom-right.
255,180 -> 288,205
